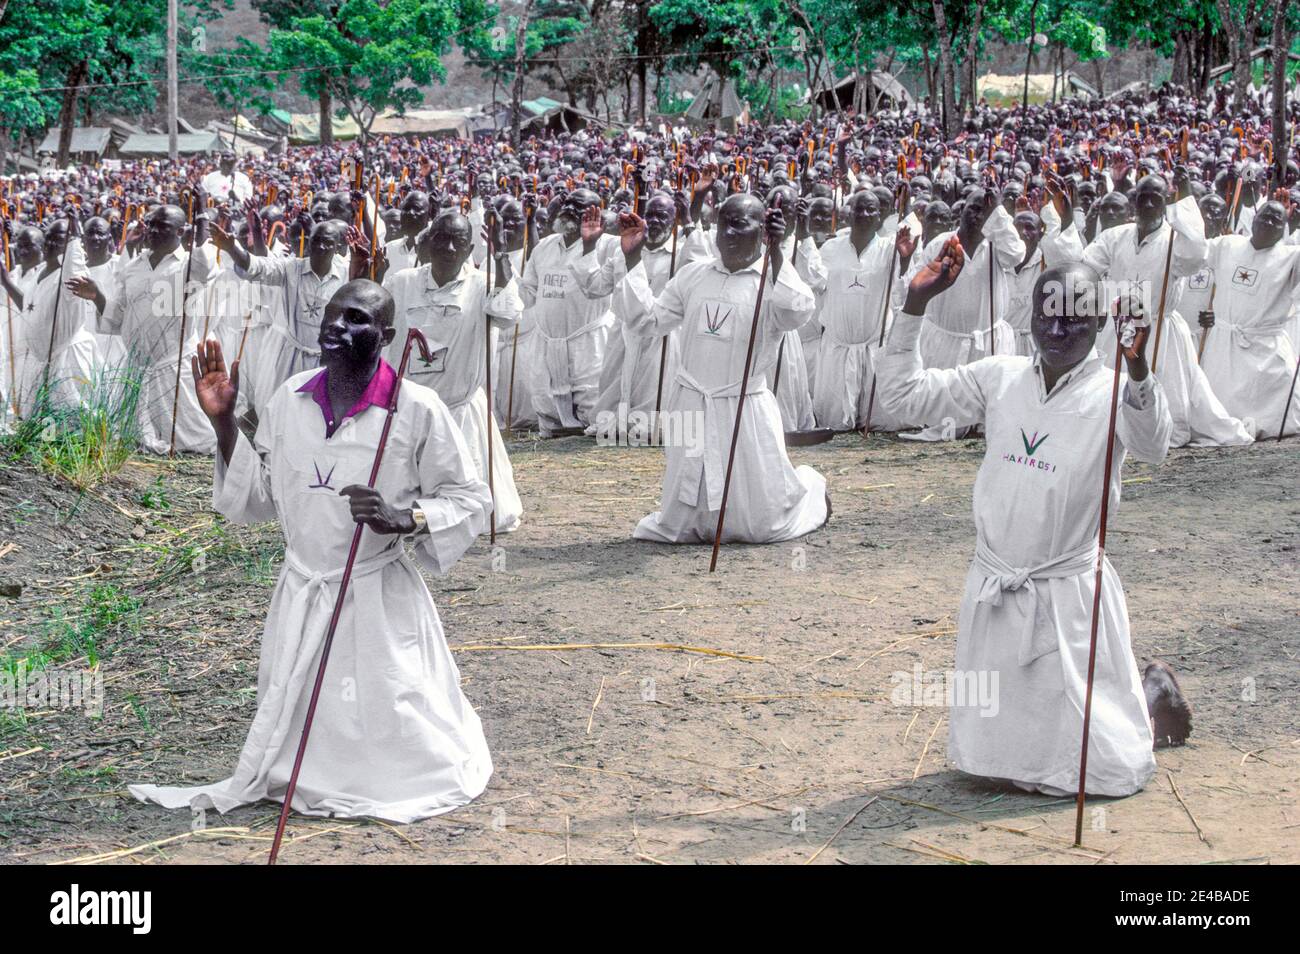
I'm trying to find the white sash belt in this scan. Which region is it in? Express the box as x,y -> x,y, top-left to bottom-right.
972,537 -> 1098,666
675,367 -> 763,510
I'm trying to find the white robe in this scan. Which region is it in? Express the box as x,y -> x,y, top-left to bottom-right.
621,254 -> 828,544
491,249 -> 538,431
881,317 -> 1171,796
384,235 -> 419,274
1199,235 -> 1300,438
386,261 -> 525,533
896,206 -> 1025,438
129,369 -> 494,822
82,255 -> 129,372
1074,197 -> 1253,449
811,230 -> 905,431
573,228 -> 711,443
766,235 -> 821,433
12,242 -> 97,415
520,232 -> 616,434
99,244 -> 217,454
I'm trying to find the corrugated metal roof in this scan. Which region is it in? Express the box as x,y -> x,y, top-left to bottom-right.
117,132 -> 224,157
37,127 -> 112,155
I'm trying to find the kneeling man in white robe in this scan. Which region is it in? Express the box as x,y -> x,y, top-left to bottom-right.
129,280 -> 495,823
618,194 -> 830,544
882,247 -> 1190,796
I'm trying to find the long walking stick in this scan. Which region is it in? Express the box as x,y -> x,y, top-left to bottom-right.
269,328 -> 434,865
1196,283 -> 1216,364
863,186 -> 908,436
505,208 -> 531,436
484,225 -> 496,545
41,219 -> 74,398
235,312 -> 253,365
3,229 -> 17,418
771,334 -> 786,397
987,241 -> 996,356
1149,228 -> 1176,374
168,210 -> 197,458
654,171 -> 689,447
1073,309 -> 1133,846
708,234 -> 775,573
1278,352 -> 1300,442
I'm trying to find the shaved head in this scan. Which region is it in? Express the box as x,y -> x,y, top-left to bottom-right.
329,279 -> 395,329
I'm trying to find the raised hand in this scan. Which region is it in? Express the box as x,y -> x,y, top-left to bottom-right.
618,211 -> 647,263
895,224 -> 916,261
191,336 -> 240,424
580,204 -> 603,251
904,235 -> 964,313
209,221 -> 238,253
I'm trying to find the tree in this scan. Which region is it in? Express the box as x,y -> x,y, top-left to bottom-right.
0,0 -> 199,167
264,0 -> 492,143
1214,0 -> 1272,106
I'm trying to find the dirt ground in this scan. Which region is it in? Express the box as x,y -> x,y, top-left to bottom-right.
1,431 -> 1296,865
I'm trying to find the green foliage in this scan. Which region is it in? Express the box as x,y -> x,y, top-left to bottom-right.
137,477 -> 172,512
1,583 -> 140,677
1,359 -> 144,491
252,0 -> 495,138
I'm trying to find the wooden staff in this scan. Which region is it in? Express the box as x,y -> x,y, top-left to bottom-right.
369,174 -> 381,280
505,206 -> 531,436
987,240 -> 996,356
41,218 -> 74,397
1149,228 -> 1176,374
1227,175 -> 1244,232
3,228 -> 17,418
268,327 -> 434,865
484,220 -> 496,545
168,201 -> 197,457
864,184 -> 907,436
118,204 -> 134,253
708,224 -> 776,573
1278,352 -> 1300,442
654,170 -> 686,447
200,280 -> 217,344
1196,282 -> 1216,364
1074,309 -> 1132,846
235,312 -> 253,365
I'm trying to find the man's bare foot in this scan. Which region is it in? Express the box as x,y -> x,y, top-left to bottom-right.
1142,660 -> 1192,748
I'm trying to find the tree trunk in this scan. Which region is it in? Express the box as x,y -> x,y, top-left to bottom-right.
511,1 -> 534,147
638,58 -> 648,121
921,44 -> 935,108
1272,1 -> 1291,182
930,0 -> 958,137
1216,0 -> 1267,108
57,60 -> 88,168
1022,0 -> 1041,113
318,81 -> 333,147
167,0 -> 178,162
959,0 -> 987,115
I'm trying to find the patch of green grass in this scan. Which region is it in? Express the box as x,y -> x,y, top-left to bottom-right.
125,693 -> 152,732
58,764 -> 119,786
1,359 -> 145,490
136,476 -> 171,511
0,584 -> 140,678
8,500 -> 39,527
0,708 -> 30,743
